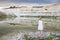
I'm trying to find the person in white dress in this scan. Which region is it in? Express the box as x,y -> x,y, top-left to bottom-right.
38,17 -> 44,37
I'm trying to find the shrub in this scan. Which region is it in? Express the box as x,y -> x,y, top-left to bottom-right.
24,33 -> 54,40
44,33 -> 54,40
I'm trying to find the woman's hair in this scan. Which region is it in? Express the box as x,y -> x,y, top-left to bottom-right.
39,16 -> 42,20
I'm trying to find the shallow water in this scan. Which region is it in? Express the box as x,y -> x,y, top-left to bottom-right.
0,17 -> 60,40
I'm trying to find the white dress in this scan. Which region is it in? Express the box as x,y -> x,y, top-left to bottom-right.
38,20 -> 43,30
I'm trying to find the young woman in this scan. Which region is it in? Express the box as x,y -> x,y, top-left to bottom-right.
38,17 -> 44,37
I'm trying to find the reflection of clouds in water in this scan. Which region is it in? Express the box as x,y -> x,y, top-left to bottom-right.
10,9 -> 20,17
12,17 -> 21,23
0,9 -> 20,17
0,16 -> 60,23
0,8 -> 60,23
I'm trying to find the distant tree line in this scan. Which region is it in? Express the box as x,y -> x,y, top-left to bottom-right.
9,6 -> 16,8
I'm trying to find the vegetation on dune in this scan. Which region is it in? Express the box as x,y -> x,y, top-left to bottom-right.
0,12 -> 7,17
0,12 -> 7,21
0,11 -> 16,20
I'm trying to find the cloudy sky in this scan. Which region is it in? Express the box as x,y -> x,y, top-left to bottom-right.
0,0 -> 60,7
0,0 -> 60,3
